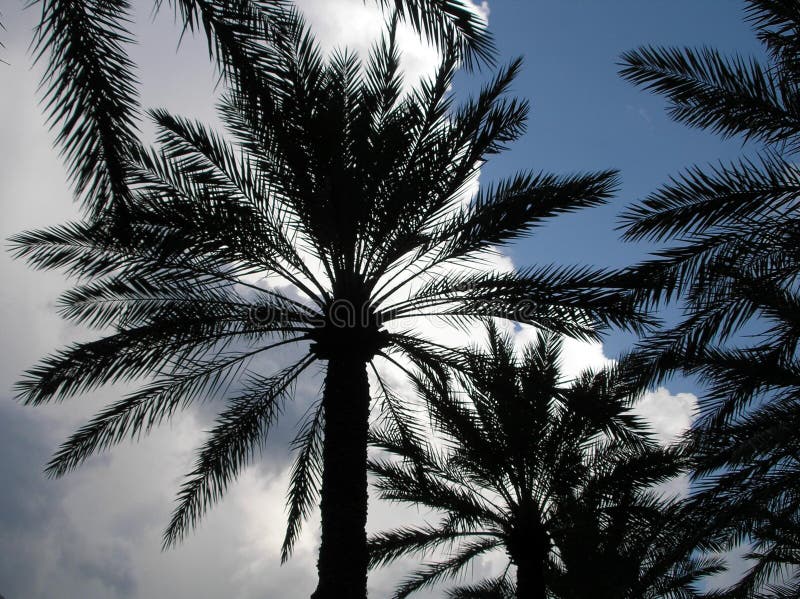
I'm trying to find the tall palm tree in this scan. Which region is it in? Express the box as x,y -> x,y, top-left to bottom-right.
368,323 -> 713,599
21,0 -> 494,220
9,15 -> 644,599
617,1 -> 800,593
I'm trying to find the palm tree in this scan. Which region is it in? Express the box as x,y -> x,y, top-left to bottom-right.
678,327 -> 800,598
21,0 -> 494,220
10,14 -> 644,599
368,323 -> 713,599
617,1 -> 800,593
548,472 -> 723,599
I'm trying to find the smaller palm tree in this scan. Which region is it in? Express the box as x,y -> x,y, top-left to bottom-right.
548,470 -> 723,599
368,322 -> 718,599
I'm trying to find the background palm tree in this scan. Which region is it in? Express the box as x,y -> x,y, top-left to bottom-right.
548,470 -> 722,599
9,14 -> 645,599
21,0 -> 494,220
618,1 -> 800,594
368,323 -> 711,599
679,319 -> 800,598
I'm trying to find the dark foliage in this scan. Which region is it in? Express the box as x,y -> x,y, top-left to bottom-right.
619,1 -> 800,594
368,323 -> 717,598
11,12 -> 641,599
22,0 -> 493,220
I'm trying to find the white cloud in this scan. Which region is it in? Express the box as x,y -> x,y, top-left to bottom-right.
634,387 -> 698,499
470,1 -> 491,24
634,386 -> 697,446
295,0 -> 440,89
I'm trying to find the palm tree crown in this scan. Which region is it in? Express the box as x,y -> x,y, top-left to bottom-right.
22,0 -> 494,220
10,13 -> 644,599
368,323 -> 712,599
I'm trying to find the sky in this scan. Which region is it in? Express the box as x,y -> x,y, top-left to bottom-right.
0,1 -> 764,597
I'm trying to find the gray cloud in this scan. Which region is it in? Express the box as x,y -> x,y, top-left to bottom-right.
0,402 -> 137,599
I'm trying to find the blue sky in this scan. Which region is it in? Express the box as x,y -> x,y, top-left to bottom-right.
470,1 -> 764,362
0,1 -> 765,597
479,1 -> 761,257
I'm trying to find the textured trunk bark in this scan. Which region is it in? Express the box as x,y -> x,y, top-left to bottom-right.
311,356 -> 371,599
515,555 -> 546,599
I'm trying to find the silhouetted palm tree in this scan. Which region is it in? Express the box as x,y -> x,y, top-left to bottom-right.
681,318 -> 800,598
368,323 -> 711,599
22,0 -> 494,219
618,1 -> 800,594
548,473 -> 722,599
10,15 -> 644,599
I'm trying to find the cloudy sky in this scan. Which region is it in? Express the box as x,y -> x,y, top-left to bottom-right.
0,1 -> 761,597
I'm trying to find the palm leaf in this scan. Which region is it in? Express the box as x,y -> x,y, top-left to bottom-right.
30,0 -> 140,217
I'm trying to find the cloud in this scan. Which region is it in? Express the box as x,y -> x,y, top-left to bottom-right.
634,386 -> 697,446
295,0 -> 439,89
470,1 -> 490,23
0,401 -> 137,599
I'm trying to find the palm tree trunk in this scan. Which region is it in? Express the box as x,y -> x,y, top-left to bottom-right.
311,355 -> 371,599
515,556 -> 546,599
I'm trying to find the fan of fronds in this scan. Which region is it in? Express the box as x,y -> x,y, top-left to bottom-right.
368,322 -> 715,598
23,0 -> 493,219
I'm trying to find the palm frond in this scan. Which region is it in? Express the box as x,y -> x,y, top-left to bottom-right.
45,336 -> 306,477
620,154 -> 800,243
380,0 -> 495,70
392,537 -> 504,599
619,45 -> 799,148
445,575 -> 514,599
30,0 -> 140,217
382,265 -> 654,338
0,13 -> 8,65
163,356 -> 313,547
281,398 -> 324,562
159,0 -> 286,92
368,522 -> 495,568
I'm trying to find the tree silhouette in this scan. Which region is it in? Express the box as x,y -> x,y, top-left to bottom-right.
548,470 -> 722,599
22,0 -> 494,220
368,323 -> 713,599
618,1 -> 800,594
9,14 -> 645,599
